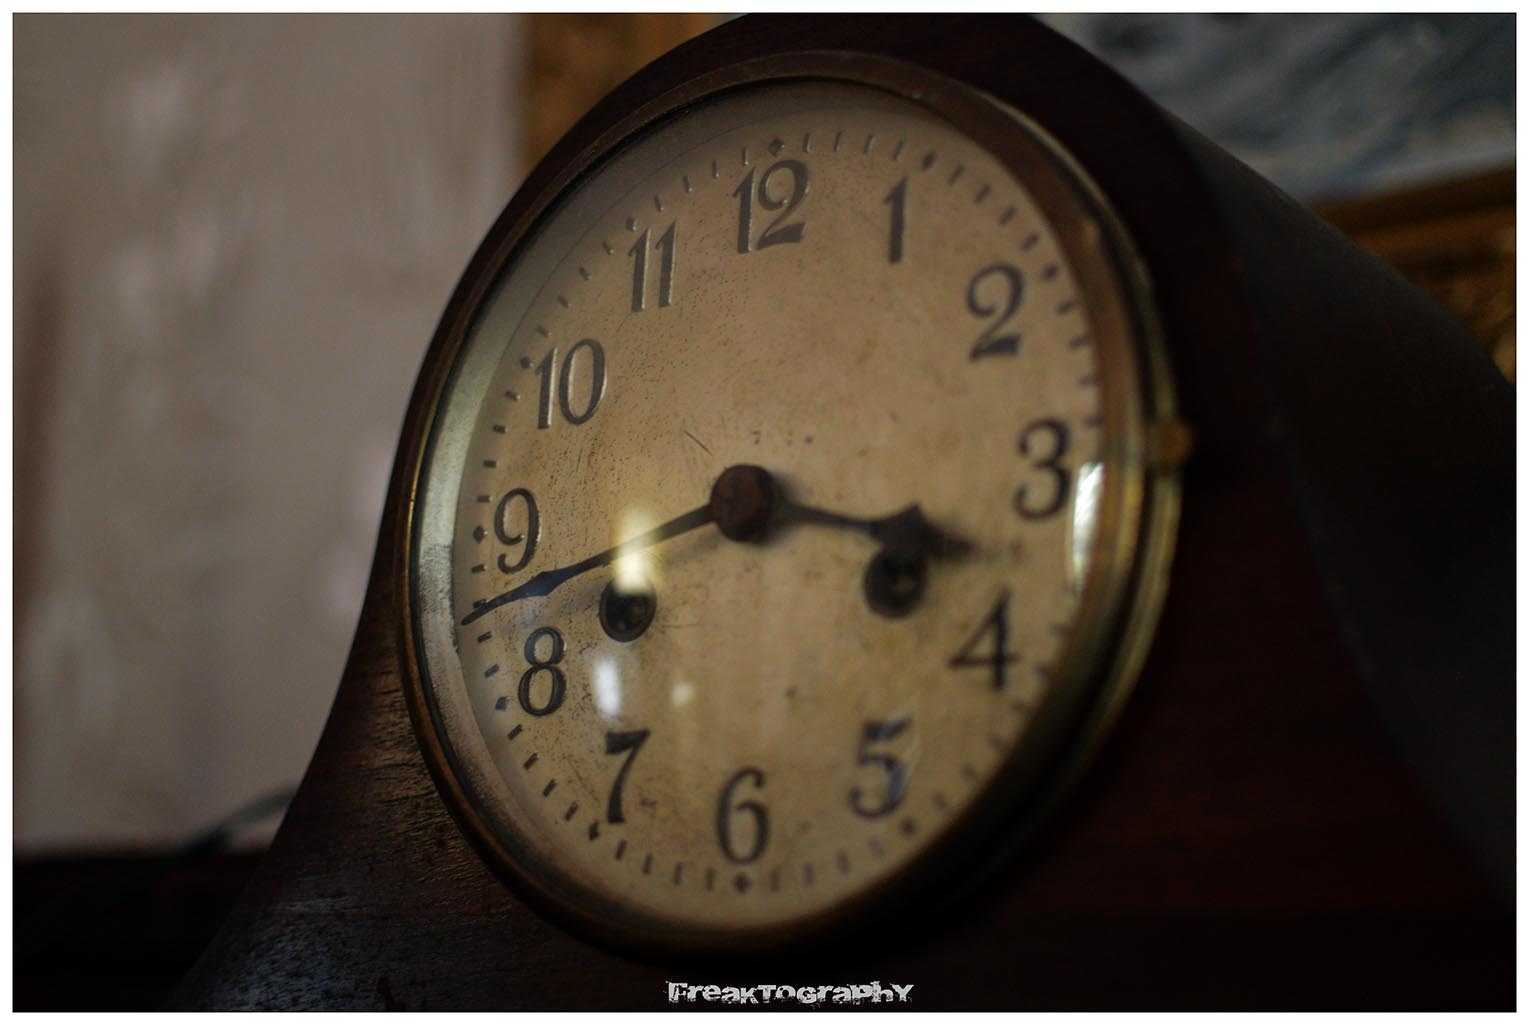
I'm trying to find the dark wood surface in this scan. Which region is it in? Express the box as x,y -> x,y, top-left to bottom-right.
16,853 -> 263,1011
172,15 -> 1513,1010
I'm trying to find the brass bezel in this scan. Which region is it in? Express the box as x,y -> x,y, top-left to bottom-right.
398,50 -> 1180,958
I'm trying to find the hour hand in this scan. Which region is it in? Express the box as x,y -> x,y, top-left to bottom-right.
717,464 -> 974,619
721,463 -> 974,560
778,499 -> 974,560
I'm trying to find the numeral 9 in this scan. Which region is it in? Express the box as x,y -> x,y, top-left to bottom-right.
494,487 -> 539,574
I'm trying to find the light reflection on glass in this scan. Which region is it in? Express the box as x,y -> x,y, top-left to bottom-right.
1068,461 -> 1103,593
612,508 -> 656,592
592,657 -> 622,720
671,680 -> 695,708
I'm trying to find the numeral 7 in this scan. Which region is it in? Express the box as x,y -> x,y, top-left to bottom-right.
603,728 -> 650,824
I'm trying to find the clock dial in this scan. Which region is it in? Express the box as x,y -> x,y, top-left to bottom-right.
408,74 -> 1175,948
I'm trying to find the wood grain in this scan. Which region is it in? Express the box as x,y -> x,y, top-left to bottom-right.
1321,169 -> 1515,381
525,14 -> 719,169
174,15 -> 1512,1010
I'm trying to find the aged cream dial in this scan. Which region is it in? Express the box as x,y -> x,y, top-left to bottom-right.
407,71 -> 1175,950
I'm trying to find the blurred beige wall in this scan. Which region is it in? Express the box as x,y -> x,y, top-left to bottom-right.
14,14 -> 525,850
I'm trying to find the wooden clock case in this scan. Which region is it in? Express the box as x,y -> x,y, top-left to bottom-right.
174,14 -> 1513,1010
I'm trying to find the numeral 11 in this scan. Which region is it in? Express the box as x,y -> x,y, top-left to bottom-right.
628,222 -> 676,312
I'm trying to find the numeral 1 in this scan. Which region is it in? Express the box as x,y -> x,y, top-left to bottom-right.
884,177 -> 907,264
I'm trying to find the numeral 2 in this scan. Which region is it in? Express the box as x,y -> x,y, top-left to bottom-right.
966,263 -> 1024,359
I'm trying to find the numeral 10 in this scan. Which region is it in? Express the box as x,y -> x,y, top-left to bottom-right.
534,339 -> 607,428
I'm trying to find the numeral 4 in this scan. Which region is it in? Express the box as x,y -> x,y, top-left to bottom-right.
950,592 -> 1018,690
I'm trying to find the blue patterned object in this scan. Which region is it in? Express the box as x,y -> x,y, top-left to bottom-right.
1044,13 -> 1514,202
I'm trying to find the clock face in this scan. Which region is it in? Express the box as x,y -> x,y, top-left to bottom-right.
407,70 -> 1176,950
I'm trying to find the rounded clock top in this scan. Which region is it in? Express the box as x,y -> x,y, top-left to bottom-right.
404,65 -> 1175,953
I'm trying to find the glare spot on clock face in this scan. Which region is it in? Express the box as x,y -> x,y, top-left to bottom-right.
410,78 -> 1154,941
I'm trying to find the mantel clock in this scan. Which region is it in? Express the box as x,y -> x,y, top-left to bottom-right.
176,15 -> 1512,1010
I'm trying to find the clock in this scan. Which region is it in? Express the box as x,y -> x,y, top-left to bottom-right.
403,58 -> 1179,953
177,15 -> 1511,1009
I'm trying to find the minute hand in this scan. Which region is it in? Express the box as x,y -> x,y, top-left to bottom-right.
460,504 -> 712,626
